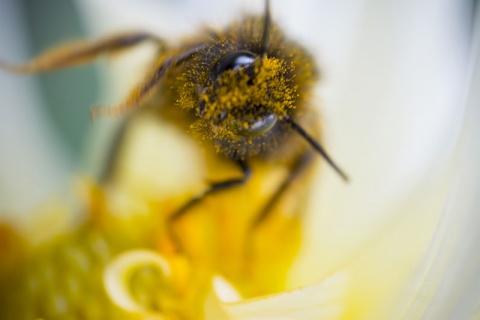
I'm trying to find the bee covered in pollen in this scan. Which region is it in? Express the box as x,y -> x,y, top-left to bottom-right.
0,1 -> 347,257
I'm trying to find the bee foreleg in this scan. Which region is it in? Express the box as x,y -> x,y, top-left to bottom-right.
99,112 -> 137,183
0,32 -> 165,74
170,159 -> 251,223
250,151 -> 315,229
166,159 -> 251,253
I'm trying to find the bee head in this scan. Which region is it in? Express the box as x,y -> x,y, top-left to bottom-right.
204,51 -> 294,131
188,49 -> 298,159
171,2 -> 317,160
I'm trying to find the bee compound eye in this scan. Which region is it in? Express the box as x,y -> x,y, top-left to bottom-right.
216,50 -> 255,76
236,113 -> 277,137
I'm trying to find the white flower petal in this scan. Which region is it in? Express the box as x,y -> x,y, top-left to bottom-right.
213,276 -> 243,304
210,273 -> 348,320
103,250 -> 170,317
401,10 -> 480,318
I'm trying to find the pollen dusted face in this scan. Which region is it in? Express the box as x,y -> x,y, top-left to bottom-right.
194,56 -> 296,159
174,16 -> 318,160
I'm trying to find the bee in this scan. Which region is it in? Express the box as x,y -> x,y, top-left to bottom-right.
0,1 -> 347,250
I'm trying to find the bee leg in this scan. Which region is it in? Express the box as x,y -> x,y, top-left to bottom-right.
166,159 -> 251,253
171,159 -> 252,223
0,32 -> 165,73
251,151 -> 315,229
98,111 -> 139,184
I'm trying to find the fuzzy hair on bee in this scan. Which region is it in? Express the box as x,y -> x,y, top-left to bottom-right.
172,15 -> 318,162
0,0 -> 347,241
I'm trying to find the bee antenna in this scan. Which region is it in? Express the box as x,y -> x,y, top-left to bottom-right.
259,0 -> 271,54
285,118 -> 349,182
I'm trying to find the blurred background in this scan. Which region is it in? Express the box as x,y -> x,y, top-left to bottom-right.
1,0 -> 480,318
0,0 -> 97,216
